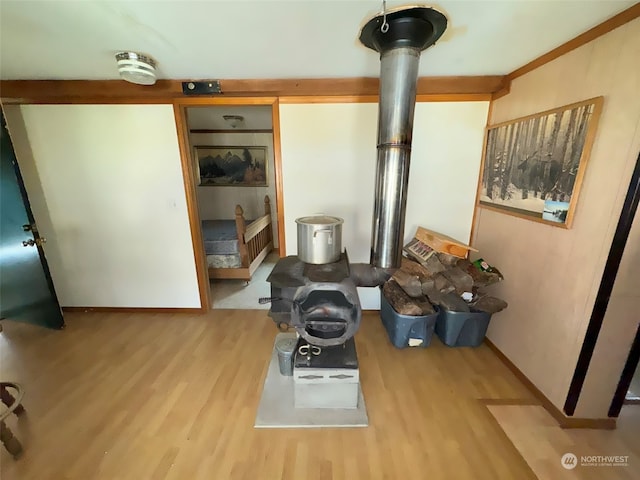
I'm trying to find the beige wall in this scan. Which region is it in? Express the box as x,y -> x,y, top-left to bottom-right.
473,18 -> 640,417
189,132 -> 278,248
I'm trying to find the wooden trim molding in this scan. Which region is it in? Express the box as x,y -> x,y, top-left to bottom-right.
271,99 -> 287,257
485,338 -> 617,430
173,103 -> 211,313
0,76 -> 507,104
174,96 -> 278,106
190,129 -> 273,134
491,84 -> 511,101
62,307 -> 202,313
508,3 -> 640,81
279,95 -> 379,104
416,93 -> 492,102
280,93 -> 493,104
479,398 -> 540,406
468,100 -> 495,247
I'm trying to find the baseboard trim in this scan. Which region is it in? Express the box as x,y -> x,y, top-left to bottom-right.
62,307 -> 204,314
485,338 -> 617,430
479,398 -> 540,406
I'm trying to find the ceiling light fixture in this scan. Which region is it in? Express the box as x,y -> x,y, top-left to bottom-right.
115,52 -> 157,85
223,115 -> 244,129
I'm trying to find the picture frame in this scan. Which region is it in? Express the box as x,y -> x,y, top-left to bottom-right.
193,145 -> 268,187
477,97 -> 603,228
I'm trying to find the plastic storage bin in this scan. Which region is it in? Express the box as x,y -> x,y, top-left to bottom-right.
435,309 -> 492,347
380,290 -> 439,348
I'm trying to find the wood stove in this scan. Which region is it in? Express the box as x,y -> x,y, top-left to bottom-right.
262,5 -> 448,411
266,252 -> 361,347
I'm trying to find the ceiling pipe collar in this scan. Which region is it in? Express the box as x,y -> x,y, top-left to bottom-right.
359,6 -> 447,53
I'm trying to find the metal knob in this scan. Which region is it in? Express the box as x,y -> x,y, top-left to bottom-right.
22,238 -> 46,247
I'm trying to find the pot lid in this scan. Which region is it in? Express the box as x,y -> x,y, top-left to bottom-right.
296,215 -> 344,225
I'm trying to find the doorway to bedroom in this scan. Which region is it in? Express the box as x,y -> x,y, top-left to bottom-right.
183,104 -> 280,309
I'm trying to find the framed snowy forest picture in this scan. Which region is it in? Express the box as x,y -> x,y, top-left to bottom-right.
478,97 -> 603,228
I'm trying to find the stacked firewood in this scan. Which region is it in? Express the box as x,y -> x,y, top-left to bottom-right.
383,242 -> 508,317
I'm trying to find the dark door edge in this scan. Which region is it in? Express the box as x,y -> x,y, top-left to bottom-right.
563,150 -> 640,416
1,109 -> 65,329
609,324 -> 640,416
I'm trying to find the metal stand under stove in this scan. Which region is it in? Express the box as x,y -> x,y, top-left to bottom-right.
293,337 -> 360,409
265,253 -> 362,409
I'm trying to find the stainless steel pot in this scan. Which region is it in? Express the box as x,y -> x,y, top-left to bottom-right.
295,215 -> 343,264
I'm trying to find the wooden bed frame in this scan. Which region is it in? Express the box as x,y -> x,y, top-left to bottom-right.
207,195 -> 273,282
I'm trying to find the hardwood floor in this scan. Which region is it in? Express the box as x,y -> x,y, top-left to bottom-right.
0,310 -> 538,479
487,404 -> 640,479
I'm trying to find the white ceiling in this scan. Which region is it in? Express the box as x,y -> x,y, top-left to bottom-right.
187,106 -> 273,130
0,1 -> 634,80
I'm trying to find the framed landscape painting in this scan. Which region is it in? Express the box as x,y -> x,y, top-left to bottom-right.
194,146 -> 268,186
478,97 -> 603,228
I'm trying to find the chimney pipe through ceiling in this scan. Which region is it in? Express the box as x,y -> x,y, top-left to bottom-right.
359,6 -> 447,270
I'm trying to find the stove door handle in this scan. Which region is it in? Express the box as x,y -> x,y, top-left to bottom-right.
258,297 -> 278,304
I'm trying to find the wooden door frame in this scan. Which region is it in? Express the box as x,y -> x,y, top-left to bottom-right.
172,97 -> 286,312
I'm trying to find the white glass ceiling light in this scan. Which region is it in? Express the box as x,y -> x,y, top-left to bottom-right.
115,52 -> 157,85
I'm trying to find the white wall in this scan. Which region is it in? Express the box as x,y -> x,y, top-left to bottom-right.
7,105 -> 200,308
473,18 -> 640,418
190,132 -> 278,247
279,102 -> 489,309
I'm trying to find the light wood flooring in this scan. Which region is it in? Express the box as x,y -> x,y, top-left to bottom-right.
488,404 -> 640,480
0,310 -> 540,479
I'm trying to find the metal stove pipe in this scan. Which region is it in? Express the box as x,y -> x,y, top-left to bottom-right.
360,6 -> 447,269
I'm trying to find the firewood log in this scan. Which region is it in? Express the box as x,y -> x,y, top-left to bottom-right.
391,269 -> 423,298
383,280 -> 435,316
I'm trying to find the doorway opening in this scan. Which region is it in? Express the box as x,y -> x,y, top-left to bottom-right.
626,366 -> 640,404
174,99 -> 285,311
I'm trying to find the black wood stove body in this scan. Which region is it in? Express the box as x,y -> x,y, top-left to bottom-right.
266,252 -> 362,348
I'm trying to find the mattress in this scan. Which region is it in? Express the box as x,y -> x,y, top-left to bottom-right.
201,220 -> 242,255
207,254 -> 242,269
